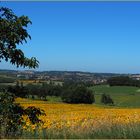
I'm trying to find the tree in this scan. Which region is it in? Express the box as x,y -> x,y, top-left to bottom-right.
0,7 -> 39,68
0,7 -> 44,138
61,84 -> 95,104
0,92 -> 45,138
107,76 -> 140,87
101,93 -> 114,105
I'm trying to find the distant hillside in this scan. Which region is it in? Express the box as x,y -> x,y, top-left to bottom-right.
0,69 -> 131,83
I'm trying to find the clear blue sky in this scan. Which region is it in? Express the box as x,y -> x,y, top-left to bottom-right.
1,2 -> 140,73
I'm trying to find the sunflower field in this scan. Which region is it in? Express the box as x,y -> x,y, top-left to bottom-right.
16,97 -> 140,139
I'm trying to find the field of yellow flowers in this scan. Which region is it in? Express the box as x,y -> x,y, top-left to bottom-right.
16,97 -> 140,132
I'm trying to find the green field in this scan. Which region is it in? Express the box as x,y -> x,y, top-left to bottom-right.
26,85 -> 140,108
1,79 -> 140,108
90,85 -> 140,108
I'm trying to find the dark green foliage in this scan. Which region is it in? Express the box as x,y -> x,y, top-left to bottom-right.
101,93 -> 114,105
6,82 -> 63,100
0,7 -> 39,68
0,7 -> 46,139
0,92 -> 45,138
107,76 -> 140,87
0,76 -> 16,83
5,81 -> 94,104
25,83 -> 62,98
61,84 -> 95,104
7,82 -> 28,98
24,106 -> 45,124
0,92 -> 24,138
63,80 -> 93,87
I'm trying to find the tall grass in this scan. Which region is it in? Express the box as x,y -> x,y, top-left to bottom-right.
21,123 -> 140,139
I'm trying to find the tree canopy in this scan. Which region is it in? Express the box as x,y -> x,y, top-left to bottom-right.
0,7 -> 39,68
0,7 -> 42,138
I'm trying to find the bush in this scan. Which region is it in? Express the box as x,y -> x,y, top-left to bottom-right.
61,85 -> 95,104
101,93 -> 114,105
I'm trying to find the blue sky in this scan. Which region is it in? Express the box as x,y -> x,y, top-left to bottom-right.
1,2 -> 140,73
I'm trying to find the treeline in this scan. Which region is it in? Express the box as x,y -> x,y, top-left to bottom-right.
6,81 -> 95,104
6,81 -> 115,105
107,76 -> 140,87
0,76 -> 16,83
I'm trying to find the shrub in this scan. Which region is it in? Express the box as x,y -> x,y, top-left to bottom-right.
61,85 -> 95,104
101,93 -> 114,105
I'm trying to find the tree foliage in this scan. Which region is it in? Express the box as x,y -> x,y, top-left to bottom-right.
7,82 -> 28,98
107,76 -> 140,87
0,92 -> 45,138
101,93 -> 114,105
0,7 -> 43,138
61,84 -> 95,104
0,76 -> 16,83
0,7 -> 39,68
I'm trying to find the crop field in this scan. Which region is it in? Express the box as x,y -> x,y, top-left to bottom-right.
91,85 -> 140,107
16,98 -> 140,139
92,85 -> 140,95
18,80 -> 63,86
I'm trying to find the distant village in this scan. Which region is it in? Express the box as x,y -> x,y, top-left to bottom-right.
1,69 -> 140,85
16,70 -> 108,84
16,70 -> 140,85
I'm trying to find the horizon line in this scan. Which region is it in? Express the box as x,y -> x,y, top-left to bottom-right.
0,68 -> 139,75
